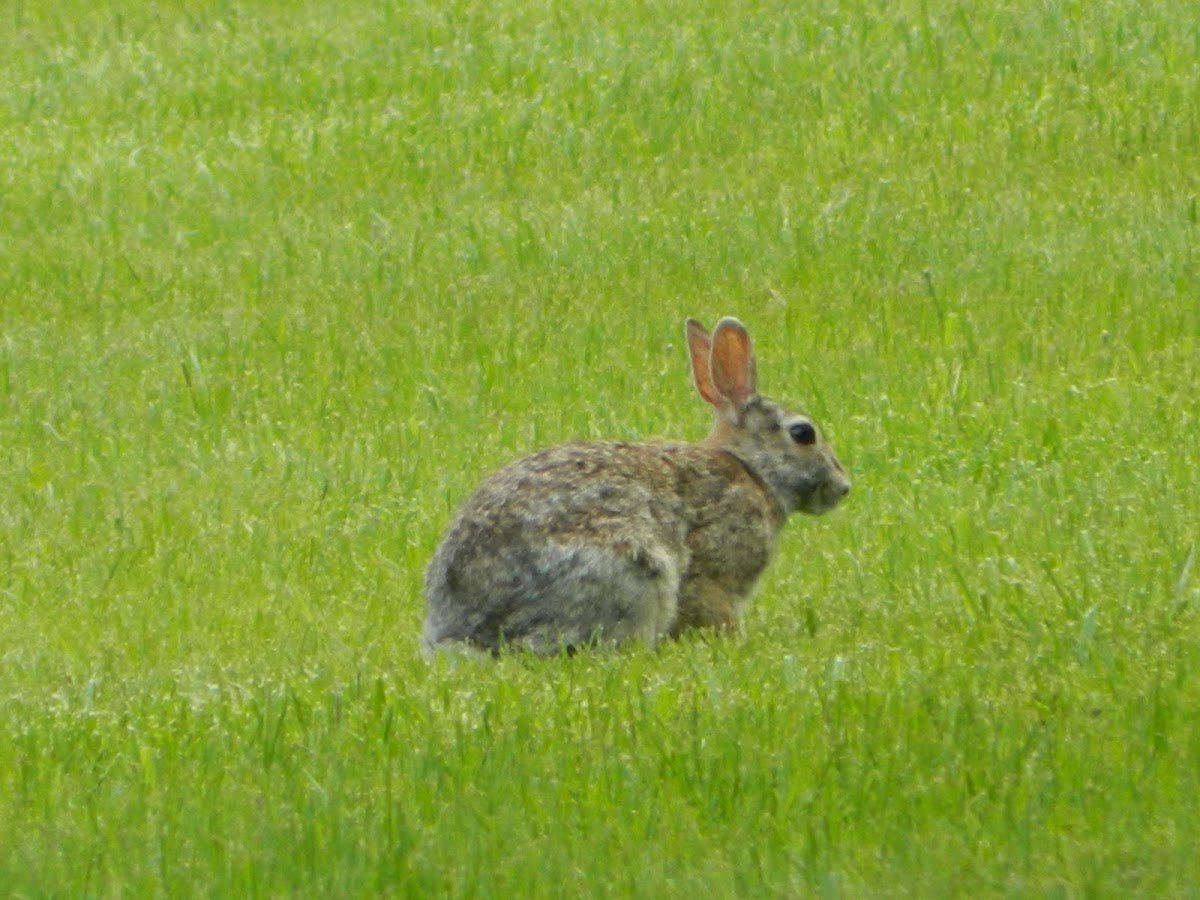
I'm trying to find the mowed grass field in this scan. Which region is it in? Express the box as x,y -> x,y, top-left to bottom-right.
2,0 -> 1198,895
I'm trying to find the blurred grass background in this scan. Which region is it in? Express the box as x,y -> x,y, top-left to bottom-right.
1,0 -> 1198,894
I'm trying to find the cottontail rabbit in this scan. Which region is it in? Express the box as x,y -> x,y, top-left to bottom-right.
424,317 -> 849,655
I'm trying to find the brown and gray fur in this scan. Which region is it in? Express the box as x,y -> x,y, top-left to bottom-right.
423,317 -> 850,655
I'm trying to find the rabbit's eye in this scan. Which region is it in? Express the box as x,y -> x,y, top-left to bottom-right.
789,422 -> 817,446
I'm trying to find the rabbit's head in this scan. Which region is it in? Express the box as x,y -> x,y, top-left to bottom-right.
686,318 -> 850,516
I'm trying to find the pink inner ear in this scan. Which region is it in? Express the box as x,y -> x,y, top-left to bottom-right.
686,320 -> 722,408
710,320 -> 757,407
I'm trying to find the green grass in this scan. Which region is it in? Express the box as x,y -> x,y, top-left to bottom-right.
2,0 -> 1198,895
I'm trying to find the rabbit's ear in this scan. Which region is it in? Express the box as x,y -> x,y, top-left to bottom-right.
685,319 -> 723,408
710,318 -> 758,408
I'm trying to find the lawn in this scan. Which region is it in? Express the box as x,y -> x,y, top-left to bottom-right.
2,0 -> 1198,895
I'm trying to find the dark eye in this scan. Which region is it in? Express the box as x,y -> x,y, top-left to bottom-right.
789,421 -> 817,446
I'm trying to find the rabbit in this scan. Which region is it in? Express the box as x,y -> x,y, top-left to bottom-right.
423,316 -> 850,656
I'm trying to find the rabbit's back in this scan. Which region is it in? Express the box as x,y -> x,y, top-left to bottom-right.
424,442 -> 693,653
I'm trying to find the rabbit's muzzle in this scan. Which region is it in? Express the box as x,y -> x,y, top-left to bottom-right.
799,465 -> 851,515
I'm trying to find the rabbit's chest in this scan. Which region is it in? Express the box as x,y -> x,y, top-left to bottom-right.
684,493 -> 779,592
